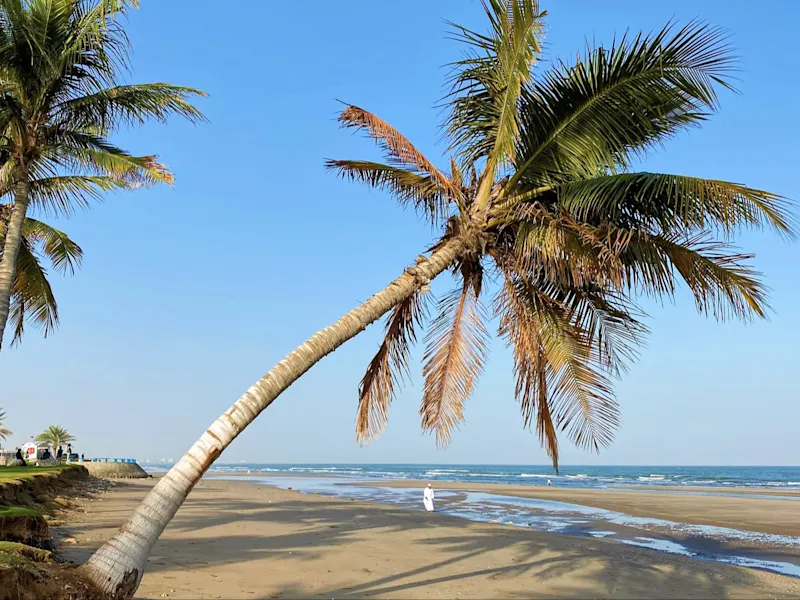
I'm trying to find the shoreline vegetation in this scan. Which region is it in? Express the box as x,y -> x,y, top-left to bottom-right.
0,466 -> 109,600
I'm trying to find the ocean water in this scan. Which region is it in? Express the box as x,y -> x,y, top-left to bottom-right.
158,463 -> 800,490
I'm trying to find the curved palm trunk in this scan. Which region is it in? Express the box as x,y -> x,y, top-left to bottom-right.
0,172 -> 31,351
82,237 -> 465,598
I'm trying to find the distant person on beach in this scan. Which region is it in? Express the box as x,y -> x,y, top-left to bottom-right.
547,479 -> 552,486
15,448 -> 24,463
56,446 -> 63,460
423,483 -> 435,512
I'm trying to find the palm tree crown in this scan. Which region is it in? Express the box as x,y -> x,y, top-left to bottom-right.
0,0 -> 206,349
328,1 -> 794,468
35,424 -> 75,451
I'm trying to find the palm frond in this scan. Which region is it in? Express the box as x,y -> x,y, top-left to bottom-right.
56,83 -> 207,131
22,174 -> 126,217
496,272 -> 559,467
509,20 -> 735,190
556,173 -> 795,238
325,160 -> 448,219
22,216 -> 83,275
356,291 -> 428,442
621,231 -> 768,320
9,238 -> 59,346
421,265 -> 490,447
47,135 -> 173,187
497,272 -> 620,458
446,0 -> 546,167
337,105 -> 458,221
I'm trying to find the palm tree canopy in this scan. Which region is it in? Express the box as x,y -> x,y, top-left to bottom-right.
0,407 -> 11,441
329,0 -> 795,469
0,0 -> 206,212
1,205 -> 82,345
35,424 -> 75,448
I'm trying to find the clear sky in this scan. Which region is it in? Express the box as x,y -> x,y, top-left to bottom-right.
2,0 -> 798,467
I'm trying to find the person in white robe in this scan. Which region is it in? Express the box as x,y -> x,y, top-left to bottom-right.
423,483 -> 435,512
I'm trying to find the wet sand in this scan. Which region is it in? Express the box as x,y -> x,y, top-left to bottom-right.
369,480 -> 800,537
56,478 -> 800,599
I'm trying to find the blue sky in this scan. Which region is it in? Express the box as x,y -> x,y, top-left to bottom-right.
2,0 -> 798,466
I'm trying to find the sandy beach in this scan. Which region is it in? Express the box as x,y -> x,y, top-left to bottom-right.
55,477 -> 800,599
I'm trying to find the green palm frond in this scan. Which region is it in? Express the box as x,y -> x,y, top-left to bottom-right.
556,173 -> 794,238
49,138 -> 173,187
421,265 -> 490,447
57,83 -> 207,131
10,238 -> 59,345
620,231 -> 768,320
508,21 -> 734,190
22,216 -> 83,275
1,206 -> 82,345
356,291 -> 428,443
446,0 -> 546,168
22,174 -> 126,216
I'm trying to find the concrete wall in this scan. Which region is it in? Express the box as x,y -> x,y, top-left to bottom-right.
83,461 -> 150,479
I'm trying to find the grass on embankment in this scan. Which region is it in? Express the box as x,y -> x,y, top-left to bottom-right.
0,507 -> 40,518
0,465 -> 76,484
0,541 -> 51,566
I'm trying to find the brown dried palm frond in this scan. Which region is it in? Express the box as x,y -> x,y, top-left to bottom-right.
497,269 -> 620,461
496,271 -> 559,467
356,291 -> 428,442
338,105 -> 459,198
420,264 -> 490,447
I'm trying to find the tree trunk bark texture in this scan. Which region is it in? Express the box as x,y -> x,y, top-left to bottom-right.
0,169 -> 31,351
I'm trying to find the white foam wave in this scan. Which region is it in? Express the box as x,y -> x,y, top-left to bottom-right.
638,475 -> 666,481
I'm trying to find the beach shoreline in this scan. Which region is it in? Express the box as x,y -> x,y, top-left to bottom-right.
55,476 -> 800,599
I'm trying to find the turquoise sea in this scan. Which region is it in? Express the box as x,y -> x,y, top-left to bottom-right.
180,463 -> 800,489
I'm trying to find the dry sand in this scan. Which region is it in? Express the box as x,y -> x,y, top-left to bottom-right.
55,478 -> 800,599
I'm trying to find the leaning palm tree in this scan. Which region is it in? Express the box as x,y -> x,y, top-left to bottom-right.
0,0 -> 206,350
1,206 -> 82,345
35,425 -> 75,455
84,2 -> 794,596
0,407 -> 11,442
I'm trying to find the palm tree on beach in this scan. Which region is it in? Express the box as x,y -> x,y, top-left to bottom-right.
35,425 -> 75,455
84,1 -> 794,596
1,206 -> 82,345
0,0 -> 206,350
0,407 -> 11,443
